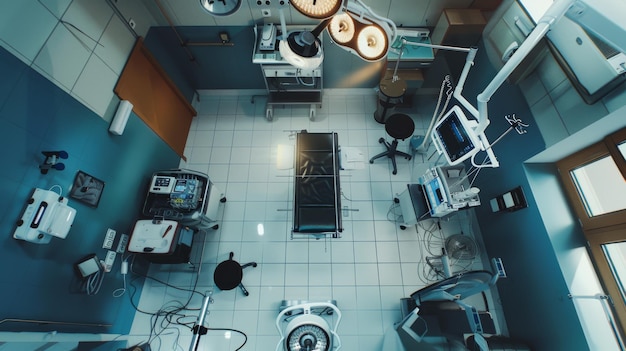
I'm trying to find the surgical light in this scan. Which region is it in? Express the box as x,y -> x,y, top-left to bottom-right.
355,24 -> 387,60
199,0 -> 241,16
276,302 -> 342,351
278,20 -> 327,70
327,6 -> 394,62
327,13 -> 354,44
289,0 -> 343,19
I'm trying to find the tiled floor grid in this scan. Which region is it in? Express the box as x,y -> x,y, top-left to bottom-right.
127,90 -> 506,351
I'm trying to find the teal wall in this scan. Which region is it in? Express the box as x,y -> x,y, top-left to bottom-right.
143,25 -> 384,94
460,44 -> 589,349
0,47 -> 180,333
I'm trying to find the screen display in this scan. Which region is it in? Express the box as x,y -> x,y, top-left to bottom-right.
435,110 -> 477,163
174,179 -> 187,193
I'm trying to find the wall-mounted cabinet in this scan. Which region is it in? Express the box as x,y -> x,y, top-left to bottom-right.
482,0 -> 548,85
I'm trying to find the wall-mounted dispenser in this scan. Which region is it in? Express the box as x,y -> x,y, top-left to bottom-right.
109,100 -> 133,136
14,188 -> 76,244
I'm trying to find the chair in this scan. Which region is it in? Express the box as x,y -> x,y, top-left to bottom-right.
213,252 -> 257,296
369,113 -> 415,175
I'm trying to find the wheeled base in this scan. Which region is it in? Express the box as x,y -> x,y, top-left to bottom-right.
265,103 -> 317,122
369,137 -> 412,175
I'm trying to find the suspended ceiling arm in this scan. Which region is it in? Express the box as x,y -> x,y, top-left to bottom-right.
475,0 -> 574,135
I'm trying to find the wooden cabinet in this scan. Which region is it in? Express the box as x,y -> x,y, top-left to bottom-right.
431,9 -> 487,48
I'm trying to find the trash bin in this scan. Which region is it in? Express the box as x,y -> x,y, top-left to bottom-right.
374,76 -> 406,124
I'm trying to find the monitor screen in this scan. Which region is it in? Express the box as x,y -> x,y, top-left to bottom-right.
433,106 -> 481,165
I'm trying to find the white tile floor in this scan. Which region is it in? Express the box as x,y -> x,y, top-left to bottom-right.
127,90 -> 506,351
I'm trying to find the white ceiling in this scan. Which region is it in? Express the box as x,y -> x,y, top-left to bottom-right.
140,0 -> 476,29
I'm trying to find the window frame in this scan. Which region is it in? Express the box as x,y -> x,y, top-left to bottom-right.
557,128 -> 626,231
557,126 -> 626,341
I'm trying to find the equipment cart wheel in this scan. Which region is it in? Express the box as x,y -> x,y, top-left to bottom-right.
220,197 -> 227,203
211,224 -> 219,230
400,225 -> 407,230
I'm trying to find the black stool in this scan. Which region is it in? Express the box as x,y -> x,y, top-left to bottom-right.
369,113 -> 415,175
213,252 -> 257,296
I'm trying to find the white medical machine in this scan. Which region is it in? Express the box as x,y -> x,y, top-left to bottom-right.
14,188 -> 77,244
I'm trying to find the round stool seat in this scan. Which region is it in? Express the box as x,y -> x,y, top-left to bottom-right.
385,113 -> 415,140
214,259 -> 243,291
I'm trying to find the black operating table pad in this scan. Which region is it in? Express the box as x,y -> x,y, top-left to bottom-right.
293,131 -> 342,238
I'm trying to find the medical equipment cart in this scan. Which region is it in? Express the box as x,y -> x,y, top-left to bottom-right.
253,24 -> 323,121
142,169 -> 225,231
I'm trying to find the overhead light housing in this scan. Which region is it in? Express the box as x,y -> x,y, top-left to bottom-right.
328,9 -> 393,62
280,0 -> 395,67
289,0 -> 343,19
327,13 -> 355,44
278,19 -> 329,69
199,0 -> 241,16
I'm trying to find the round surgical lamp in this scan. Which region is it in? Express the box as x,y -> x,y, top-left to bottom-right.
285,314 -> 331,351
199,0 -> 241,16
289,0 -> 343,19
328,13 -> 355,44
276,302 -> 342,351
279,19 -> 329,70
355,24 -> 388,61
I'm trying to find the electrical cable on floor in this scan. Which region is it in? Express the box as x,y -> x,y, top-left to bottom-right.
48,184 -> 63,196
112,273 -> 127,297
84,269 -> 104,295
387,200 -> 403,224
206,327 -> 248,351
126,255 -> 207,350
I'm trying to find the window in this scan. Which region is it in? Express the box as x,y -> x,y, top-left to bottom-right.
570,155 -> 626,217
558,128 -> 626,230
558,127 -> 626,341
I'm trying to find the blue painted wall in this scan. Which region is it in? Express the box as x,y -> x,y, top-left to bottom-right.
458,43 -> 589,349
143,25 -> 384,94
0,47 -> 180,333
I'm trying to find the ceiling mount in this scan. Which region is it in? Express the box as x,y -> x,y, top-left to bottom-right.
199,0 -> 241,16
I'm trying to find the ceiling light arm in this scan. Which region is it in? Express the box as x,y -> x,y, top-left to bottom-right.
475,0 -> 574,135
345,0 -> 397,41
393,38 -> 478,119
311,18 -> 333,38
